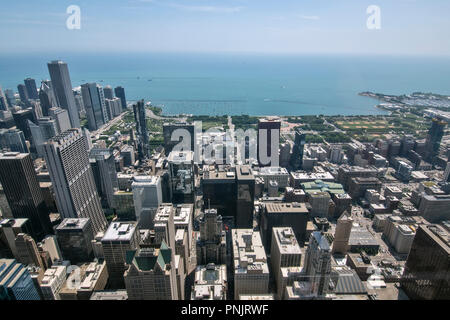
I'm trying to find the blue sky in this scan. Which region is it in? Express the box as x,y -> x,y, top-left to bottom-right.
1,0 -> 450,55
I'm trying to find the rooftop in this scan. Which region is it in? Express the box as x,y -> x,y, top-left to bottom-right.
168,150 -> 194,163
232,229 -> 269,275
131,175 -> 160,186
0,218 -> 29,229
0,152 -> 28,160
174,204 -> 193,225
259,166 -> 288,175
236,165 -> 254,180
90,290 -> 128,300
41,266 -> 66,286
265,202 -> 308,214
56,218 -> 90,231
101,222 -> 137,242
49,128 -> 82,146
273,227 -> 302,255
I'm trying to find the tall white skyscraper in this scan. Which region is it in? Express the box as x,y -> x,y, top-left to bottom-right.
43,128 -> 107,234
47,60 -> 80,128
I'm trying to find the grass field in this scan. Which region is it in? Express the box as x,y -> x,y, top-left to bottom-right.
335,120 -> 394,130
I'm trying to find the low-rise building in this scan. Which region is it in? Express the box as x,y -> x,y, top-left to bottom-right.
191,263 -> 227,300
40,265 -> 66,300
59,261 -> 108,300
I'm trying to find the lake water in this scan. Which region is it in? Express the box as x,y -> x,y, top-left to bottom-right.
1,52 -> 450,116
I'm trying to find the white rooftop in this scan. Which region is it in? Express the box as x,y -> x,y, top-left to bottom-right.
102,222 -> 136,242
273,227 -> 302,255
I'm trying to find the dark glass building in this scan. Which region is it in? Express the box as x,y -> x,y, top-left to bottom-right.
55,218 -> 94,264
290,128 -> 306,171
424,117 -> 447,163
0,152 -> 52,241
39,80 -> 58,117
260,202 -> 309,252
202,169 -> 237,220
401,224 -> 450,300
24,78 -> 39,100
17,84 -> 29,104
163,122 -> 195,154
235,165 -> 255,228
81,83 -> 107,131
114,86 -> 127,111
133,99 -> 149,160
12,109 -> 34,141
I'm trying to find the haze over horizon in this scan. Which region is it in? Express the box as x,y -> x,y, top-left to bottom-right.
1,0 -> 450,56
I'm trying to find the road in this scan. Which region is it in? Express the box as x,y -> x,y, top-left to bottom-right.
145,107 -> 186,122
91,111 -> 128,138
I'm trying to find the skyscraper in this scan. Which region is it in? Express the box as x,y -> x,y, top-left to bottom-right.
48,107 -> 71,134
47,60 -> 80,128
29,117 -> 59,157
202,168 -> 237,220
290,128 -> 306,171
0,86 -> 8,111
331,211 -> 353,255
55,218 -> 94,265
304,232 -> 332,297
17,84 -> 29,104
257,117 -> 281,167
73,90 -> 85,114
168,151 -> 195,203
0,259 -> 41,300
89,148 -> 119,209
12,109 -> 34,141
236,165 -> 255,228
401,224 -> 449,300
101,222 -> 140,288
424,117 -> 447,163
43,129 -> 107,234
133,99 -> 149,160
0,129 -> 29,153
196,208 -> 227,265
163,122 -> 195,154
261,202 -> 309,251
81,83 -> 108,131
39,80 -> 58,117
114,86 -> 127,110
132,176 -> 162,228
103,85 -> 114,100
124,242 -> 178,300
24,78 -> 39,100
270,227 -> 302,299
14,233 -> 45,269
105,97 -> 122,118
4,89 -> 16,109
0,152 -> 52,240
0,218 -> 31,258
